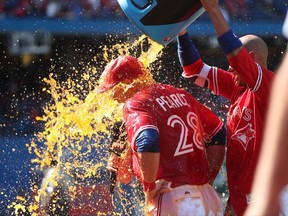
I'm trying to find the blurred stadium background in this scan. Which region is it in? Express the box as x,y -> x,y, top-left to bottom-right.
0,0 -> 287,215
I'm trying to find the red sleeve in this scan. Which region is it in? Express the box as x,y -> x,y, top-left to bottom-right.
229,48 -> 275,101
182,58 -> 204,77
183,61 -> 238,100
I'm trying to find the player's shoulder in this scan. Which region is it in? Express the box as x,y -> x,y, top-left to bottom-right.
262,67 -> 275,77
158,83 -> 189,94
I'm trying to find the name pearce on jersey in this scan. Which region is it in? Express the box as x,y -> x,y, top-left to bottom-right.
155,93 -> 190,112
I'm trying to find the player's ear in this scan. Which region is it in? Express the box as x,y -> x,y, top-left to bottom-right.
248,51 -> 256,60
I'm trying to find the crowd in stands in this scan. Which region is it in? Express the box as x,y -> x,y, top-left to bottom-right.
0,0 -> 286,20
0,0 -> 125,19
222,0 -> 286,20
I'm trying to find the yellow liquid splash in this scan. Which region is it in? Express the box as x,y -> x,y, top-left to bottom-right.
9,36 -> 164,215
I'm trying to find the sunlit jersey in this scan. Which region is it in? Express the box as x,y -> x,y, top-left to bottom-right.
182,48 -> 275,215
123,83 -> 223,188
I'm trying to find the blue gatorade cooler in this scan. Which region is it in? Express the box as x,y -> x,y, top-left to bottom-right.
117,0 -> 205,45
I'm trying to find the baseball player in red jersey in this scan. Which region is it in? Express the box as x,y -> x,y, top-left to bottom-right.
176,0 -> 275,215
244,53 -> 288,216
245,14 -> 288,216
98,55 -> 226,215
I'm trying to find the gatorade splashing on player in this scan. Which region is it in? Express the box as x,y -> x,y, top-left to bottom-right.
9,36 -> 164,215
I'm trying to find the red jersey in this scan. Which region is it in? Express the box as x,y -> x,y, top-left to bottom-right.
182,48 -> 275,215
123,83 -> 223,188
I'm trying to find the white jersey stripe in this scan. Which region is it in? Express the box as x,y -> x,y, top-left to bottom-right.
251,63 -> 262,92
212,67 -> 219,95
211,121 -> 224,137
195,63 -> 211,87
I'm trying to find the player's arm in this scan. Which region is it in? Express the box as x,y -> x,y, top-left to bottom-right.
177,29 -> 236,99
200,0 -> 243,58
135,128 -> 172,207
118,150 -> 134,183
107,121 -> 133,185
245,53 -> 288,215
205,125 -> 226,184
195,97 -> 226,183
201,1 -> 276,96
177,29 -> 204,74
106,143 -> 133,184
177,29 -> 213,85
135,129 -> 160,204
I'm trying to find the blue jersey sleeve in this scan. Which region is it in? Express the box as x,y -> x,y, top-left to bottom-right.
135,128 -> 160,153
206,125 -> 226,146
217,29 -> 243,55
177,32 -> 201,66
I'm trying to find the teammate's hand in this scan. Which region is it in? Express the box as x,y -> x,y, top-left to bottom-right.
106,143 -> 133,184
178,29 -> 187,36
106,142 -> 126,172
200,0 -> 219,13
145,179 -> 172,215
145,179 -> 172,204
106,153 -> 120,173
